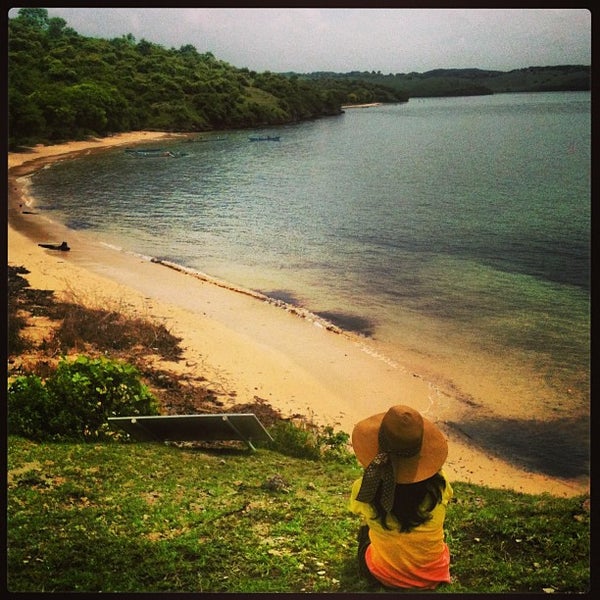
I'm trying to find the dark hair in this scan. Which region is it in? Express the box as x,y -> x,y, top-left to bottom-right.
371,471 -> 446,532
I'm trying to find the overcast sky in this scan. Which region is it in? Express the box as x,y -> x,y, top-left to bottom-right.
10,7 -> 591,73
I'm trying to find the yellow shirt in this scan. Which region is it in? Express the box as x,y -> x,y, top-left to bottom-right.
348,471 -> 453,589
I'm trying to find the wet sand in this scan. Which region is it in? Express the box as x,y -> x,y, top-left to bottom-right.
7,132 -> 589,498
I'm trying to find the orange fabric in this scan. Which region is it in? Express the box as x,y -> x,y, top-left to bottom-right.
366,540 -> 450,589
349,471 -> 453,590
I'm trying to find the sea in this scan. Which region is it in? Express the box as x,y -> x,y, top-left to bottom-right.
28,91 -> 590,479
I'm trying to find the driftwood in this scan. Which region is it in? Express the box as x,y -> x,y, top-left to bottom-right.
38,241 -> 70,251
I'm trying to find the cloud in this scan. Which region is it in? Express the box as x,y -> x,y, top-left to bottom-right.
22,7 -> 591,73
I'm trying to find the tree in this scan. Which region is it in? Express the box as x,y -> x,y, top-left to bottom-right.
8,89 -> 46,146
15,7 -> 49,29
7,10 -> 348,147
47,16 -> 69,38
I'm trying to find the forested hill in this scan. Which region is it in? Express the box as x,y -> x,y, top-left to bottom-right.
299,65 -> 591,98
7,8 -> 406,150
8,8 -> 591,151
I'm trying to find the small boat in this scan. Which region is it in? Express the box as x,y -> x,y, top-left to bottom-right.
124,148 -> 188,158
248,135 -> 281,142
186,136 -> 226,143
125,148 -> 165,155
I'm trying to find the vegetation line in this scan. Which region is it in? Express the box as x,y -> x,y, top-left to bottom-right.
9,8 -> 589,151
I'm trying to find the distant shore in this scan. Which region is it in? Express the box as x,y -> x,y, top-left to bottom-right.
341,102 -> 382,109
7,132 -> 589,498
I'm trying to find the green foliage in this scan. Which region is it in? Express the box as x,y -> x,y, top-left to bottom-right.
8,355 -> 159,442
7,8 -> 412,149
269,421 -> 322,460
303,65 -> 590,99
317,426 -> 353,463
7,437 -> 589,593
7,9 -> 339,147
6,375 -> 51,440
305,75 -> 410,104
268,421 -> 353,463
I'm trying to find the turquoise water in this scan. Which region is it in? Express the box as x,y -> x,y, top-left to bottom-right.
29,92 -> 590,477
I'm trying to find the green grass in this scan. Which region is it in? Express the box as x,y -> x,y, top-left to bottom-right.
7,435 -> 590,594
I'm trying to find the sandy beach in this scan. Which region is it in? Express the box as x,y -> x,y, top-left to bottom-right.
7,132 -> 589,498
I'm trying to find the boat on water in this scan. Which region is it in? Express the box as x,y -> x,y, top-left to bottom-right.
185,136 -> 226,143
124,148 -> 188,158
248,135 -> 281,142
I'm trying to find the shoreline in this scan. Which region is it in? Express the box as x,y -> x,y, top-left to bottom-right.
7,132 -> 589,498
341,102 -> 383,109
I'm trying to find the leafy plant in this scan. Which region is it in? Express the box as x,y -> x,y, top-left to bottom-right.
8,355 -> 159,442
268,421 -> 353,463
268,420 -> 322,460
6,375 -> 51,440
317,426 -> 353,463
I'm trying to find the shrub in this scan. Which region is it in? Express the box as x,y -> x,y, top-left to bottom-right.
268,420 -> 323,460
268,421 -> 353,462
7,374 -> 52,441
8,355 -> 159,442
317,425 -> 354,463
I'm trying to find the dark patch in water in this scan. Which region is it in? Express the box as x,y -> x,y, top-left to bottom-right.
260,289 -> 301,305
447,415 -> 589,479
65,219 -> 95,230
315,311 -> 375,336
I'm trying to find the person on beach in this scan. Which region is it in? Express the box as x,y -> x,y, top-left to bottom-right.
349,404 -> 453,590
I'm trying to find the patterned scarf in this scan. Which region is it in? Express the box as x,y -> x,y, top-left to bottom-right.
355,424 -> 422,512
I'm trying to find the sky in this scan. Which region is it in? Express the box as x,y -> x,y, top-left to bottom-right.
9,7 -> 591,74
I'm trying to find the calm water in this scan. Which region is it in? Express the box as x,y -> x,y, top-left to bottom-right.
30,92 -> 590,477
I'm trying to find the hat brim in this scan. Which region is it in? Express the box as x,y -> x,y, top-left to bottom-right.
352,411 -> 448,484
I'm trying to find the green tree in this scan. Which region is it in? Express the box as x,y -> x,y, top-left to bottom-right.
14,7 -> 49,29
8,89 -> 46,146
7,9 -> 354,147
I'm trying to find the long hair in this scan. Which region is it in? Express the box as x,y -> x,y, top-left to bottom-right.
371,471 -> 446,532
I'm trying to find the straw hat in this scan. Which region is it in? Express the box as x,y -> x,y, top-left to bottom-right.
352,405 -> 448,484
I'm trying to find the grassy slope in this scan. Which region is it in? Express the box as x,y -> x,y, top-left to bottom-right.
7,436 -> 590,593
6,267 -> 590,593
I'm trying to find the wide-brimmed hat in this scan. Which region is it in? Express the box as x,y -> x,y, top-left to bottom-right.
352,405 -> 448,484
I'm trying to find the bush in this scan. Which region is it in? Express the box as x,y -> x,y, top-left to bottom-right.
268,421 -> 353,463
8,355 -> 159,442
7,375 -> 52,440
317,425 -> 354,463
268,420 -> 323,460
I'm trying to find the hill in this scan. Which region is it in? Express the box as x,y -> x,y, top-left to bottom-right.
299,65 -> 590,97
7,8 -> 405,150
